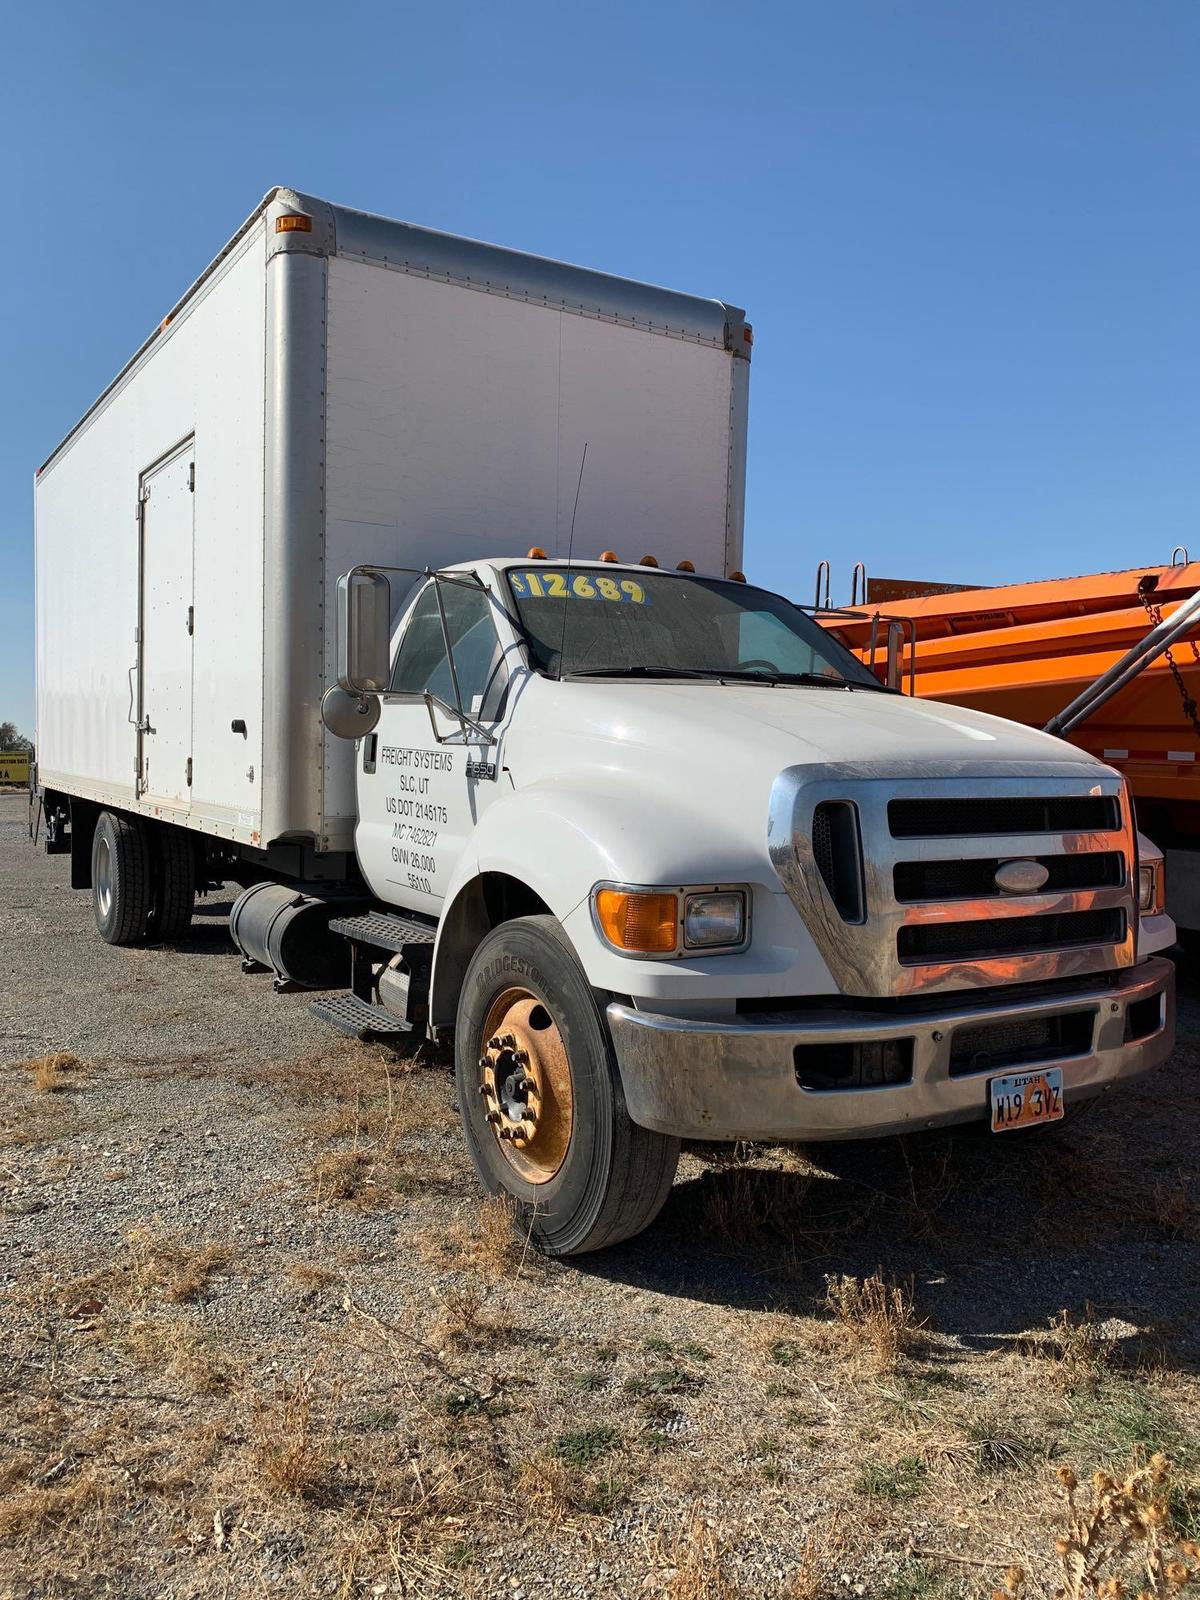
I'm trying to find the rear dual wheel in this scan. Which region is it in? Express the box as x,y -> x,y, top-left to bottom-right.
455,915 -> 680,1256
91,811 -> 195,946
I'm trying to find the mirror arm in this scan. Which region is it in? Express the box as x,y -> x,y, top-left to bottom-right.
423,692 -> 498,746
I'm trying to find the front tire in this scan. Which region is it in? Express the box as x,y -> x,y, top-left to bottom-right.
91,811 -> 152,946
455,915 -> 680,1256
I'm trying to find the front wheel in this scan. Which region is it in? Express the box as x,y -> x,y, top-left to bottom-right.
455,915 -> 680,1256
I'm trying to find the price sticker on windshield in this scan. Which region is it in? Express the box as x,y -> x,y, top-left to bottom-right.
510,570 -> 649,604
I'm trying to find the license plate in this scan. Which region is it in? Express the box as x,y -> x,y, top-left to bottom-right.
989,1066 -> 1065,1133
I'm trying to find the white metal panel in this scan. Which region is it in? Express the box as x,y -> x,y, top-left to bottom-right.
555,313 -> 737,573
35,223 -> 267,840
139,445 -> 194,806
321,257 -> 738,843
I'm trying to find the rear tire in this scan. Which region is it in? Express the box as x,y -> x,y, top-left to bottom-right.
91,811 -> 152,946
148,824 -> 196,941
455,914 -> 680,1256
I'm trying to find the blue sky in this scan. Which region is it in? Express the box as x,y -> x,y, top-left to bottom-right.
3,0 -> 1198,736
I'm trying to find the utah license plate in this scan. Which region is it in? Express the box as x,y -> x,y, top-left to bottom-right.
989,1066 -> 1064,1133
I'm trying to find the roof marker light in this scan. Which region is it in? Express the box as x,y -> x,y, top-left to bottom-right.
676,560 -> 695,572
728,570 -> 747,583
639,555 -> 659,567
599,550 -> 619,563
526,546 -> 548,559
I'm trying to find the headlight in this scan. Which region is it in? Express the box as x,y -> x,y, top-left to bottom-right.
1138,859 -> 1164,914
684,891 -> 746,949
591,884 -> 749,957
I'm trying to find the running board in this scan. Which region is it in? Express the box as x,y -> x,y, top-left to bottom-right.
309,993 -> 413,1040
328,911 -> 437,954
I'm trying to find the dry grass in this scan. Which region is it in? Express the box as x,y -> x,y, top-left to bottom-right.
1140,1174 -> 1199,1241
653,1507 -> 741,1600
823,1269 -> 924,1372
417,1192 -> 530,1281
284,1261 -> 338,1295
0,1468 -> 112,1541
19,1051 -> 90,1094
1025,1304 -> 1118,1393
62,1223 -> 231,1312
246,1373 -> 334,1504
123,1316 -> 233,1393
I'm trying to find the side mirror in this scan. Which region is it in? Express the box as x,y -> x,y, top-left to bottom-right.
336,570 -> 391,694
321,685 -> 381,740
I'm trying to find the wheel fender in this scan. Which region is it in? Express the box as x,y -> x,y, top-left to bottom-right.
429,779 -> 784,1026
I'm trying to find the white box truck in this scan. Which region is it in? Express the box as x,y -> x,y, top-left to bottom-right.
33,186 -> 1177,1255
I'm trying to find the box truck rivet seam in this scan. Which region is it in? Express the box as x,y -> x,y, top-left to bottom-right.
33,188 -> 1176,1257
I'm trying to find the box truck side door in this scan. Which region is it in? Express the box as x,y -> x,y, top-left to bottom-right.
137,442 -> 195,808
356,579 -> 511,915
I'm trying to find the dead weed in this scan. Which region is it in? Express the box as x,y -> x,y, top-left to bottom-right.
824,1269 -> 924,1372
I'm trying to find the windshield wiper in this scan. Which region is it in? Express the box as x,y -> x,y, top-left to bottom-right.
566,664 -> 868,688
567,665 -> 733,681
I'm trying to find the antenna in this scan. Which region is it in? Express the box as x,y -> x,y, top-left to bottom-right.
556,442 -> 588,680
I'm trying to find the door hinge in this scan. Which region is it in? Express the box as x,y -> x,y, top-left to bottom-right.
186,605 -> 194,636
186,757 -> 193,786
188,462 -> 195,492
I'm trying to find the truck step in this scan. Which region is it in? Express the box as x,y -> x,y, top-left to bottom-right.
309,993 -> 414,1040
328,910 -> 437,954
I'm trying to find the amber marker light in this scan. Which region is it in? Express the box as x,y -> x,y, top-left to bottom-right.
676,559 -> 695,572
526,546 -> 548,558
599,550 -> 620,562
594,888 -> 678,954
639,554 -> 659,567
276,214 -> 313,233
728,570 -> 747,583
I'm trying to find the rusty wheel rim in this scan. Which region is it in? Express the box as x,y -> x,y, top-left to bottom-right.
478,988 -> 574,1185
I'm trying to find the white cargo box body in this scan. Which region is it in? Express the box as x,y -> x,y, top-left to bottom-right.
35,186 -> 751,854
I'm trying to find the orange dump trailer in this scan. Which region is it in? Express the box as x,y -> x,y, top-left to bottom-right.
820,562 -> 1200,931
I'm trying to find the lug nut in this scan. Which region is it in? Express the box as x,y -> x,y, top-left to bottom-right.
486,1112 -> 501,1125
517,1076 -> 537,1095
478,1082 -> 494,1097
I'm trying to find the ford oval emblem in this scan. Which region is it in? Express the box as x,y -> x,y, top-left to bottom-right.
994,858 -> 1049,894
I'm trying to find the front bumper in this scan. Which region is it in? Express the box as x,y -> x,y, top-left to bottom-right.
607,956 -> 1175,1141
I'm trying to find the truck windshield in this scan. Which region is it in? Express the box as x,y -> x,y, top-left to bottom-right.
504,567 -> 883,687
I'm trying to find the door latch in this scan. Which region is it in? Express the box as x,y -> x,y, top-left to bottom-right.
186,757 -> 193,786
186,605 -> 194,636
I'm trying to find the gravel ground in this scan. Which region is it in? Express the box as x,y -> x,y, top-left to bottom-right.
2,788 -> 1199,1600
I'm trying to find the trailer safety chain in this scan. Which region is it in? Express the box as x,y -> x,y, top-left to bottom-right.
1137,584 -> 1200,741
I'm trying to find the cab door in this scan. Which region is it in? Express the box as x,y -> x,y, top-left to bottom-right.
355,577 -> 512,916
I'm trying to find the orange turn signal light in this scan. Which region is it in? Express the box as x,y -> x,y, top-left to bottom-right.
594,889 -> 677,954
276,214 -> 313,233
526,546 -> 548,559
599,550 -> 619,562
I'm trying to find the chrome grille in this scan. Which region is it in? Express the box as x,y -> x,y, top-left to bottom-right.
898,908 -> 1125,965
768,761 -> 1137,999
892,851 -> 1124,903
888,794 -> 1120,837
